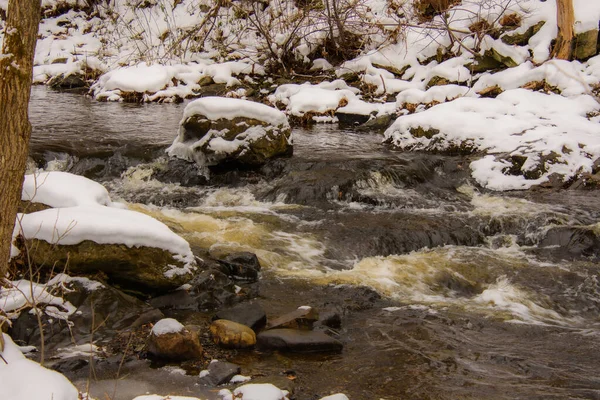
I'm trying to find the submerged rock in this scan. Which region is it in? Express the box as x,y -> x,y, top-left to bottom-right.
167,97 -> 292,168
147,318 -> 203,361
210,319 -> 257,349
257,329 -> 343,353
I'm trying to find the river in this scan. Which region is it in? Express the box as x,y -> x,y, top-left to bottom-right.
28,86 -> 600,399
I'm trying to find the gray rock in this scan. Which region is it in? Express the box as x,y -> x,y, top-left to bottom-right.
257,329 -> 343,353
214,302 -> 267,332
216,252 -> 262,282
199,360 -> 241,386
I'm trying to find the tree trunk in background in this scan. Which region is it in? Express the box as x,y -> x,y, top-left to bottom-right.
0,0 -> 42,279
554,0 -> 574,60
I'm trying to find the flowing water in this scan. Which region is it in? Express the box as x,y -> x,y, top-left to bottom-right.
29,86 -> 600,399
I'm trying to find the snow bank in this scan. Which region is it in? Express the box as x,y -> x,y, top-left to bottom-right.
385,89 -> 600,190
151,318 -> 185,336
269,81 -> 361,118
0,333 -> 79,400
16,205 -> 195,265
22,171 -> 111,208
181,97 -> 289,127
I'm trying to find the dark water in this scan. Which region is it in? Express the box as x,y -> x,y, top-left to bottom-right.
29,87 -> 600,399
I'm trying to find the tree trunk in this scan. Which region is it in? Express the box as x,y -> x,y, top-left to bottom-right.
0,0 -> 42,278
554,0 -> 574,60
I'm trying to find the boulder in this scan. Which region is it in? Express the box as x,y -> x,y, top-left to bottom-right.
539,226 -> 600,260
24,239 -> 193,294
257,329 -> 343,353
198,360 -> 241,386
213,302 -> 267,332
265,306 -> 319,330
47,73 -> 87,90
16,206 -> 197,294
210,319 -> 256,349
167,97 -> 292,168
147,318 -> 203,361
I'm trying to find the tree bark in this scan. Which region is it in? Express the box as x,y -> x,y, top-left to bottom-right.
554,0 -> 574,60
0,0 -> 42,278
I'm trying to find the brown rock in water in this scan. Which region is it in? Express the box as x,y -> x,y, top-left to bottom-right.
210,319 -> 256,349
266,306 -> 319,331
147,319 -> 203,361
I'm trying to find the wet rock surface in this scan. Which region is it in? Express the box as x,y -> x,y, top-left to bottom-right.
257,329 -> 343,353
213,302 -> 267,332
198,360 -> 241,386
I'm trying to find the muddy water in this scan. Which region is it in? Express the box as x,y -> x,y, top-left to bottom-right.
30,87 -> 600,399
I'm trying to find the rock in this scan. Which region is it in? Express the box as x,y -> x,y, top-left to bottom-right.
48,72 -> 88,90
147,319 -> 203,361
539,226 -> 600,260
477,85 -> 503,98
335,111 -> 372,126
486,48 -> 517,68
358,113 -> 394,131
372,63 -> 410,78
18,200 -> 52,213
150,290 -> 198,310
266,306 -> 319,330
426,76 -> 451,88
199,360 -> 241,386
216,252 -> 262,282
257,329 -> 343,353
573,29 -> 598,60
468,54 -> 504,73
167,97 -> 292,168
210,319 -> 256,349
213,302 -> 267,332
316,309 -> 342,329
188,269 -> 238,311
198,75 -> 214,86
501,21 -> 545,46
23,239 -> 194,294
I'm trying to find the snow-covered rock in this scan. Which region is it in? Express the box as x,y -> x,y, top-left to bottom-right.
15,205 -> 197,292
147,318 -> 203,361
167,97 -> 292,167
22,171 -> 111,208
385,89 -> 600,190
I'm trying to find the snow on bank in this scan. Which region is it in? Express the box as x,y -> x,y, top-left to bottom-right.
92,61 -> 265,102
22,171 -> 111,208
0,279 -> 77,320
0,333 -> 80,400
385,89 -> 600,190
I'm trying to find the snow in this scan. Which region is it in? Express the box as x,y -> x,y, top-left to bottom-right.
320,395 -> 350,400
385,89 -> 600,190
0,279 -> 77,320
269,82 -> 359,118
22,171 -> 111,208
0,333 -> 80,400
232,383 -> 289,400
151,318 -> 185,335
133,396 -> 204,400
16,205 -> 196,269
230,374 -> 252,383
181,97 -> 289,127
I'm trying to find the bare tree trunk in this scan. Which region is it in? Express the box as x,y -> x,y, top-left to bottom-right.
0,0 -> 42,278
554,0 -> 574,60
